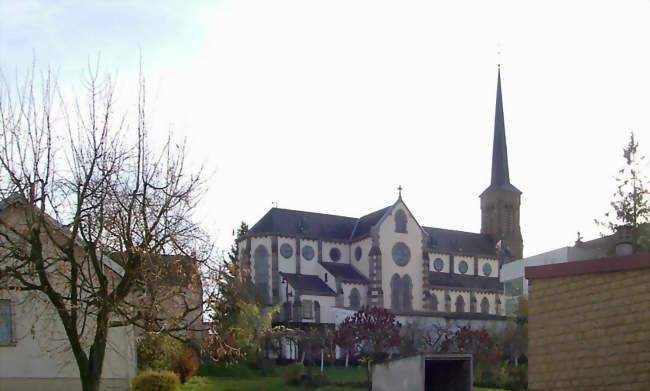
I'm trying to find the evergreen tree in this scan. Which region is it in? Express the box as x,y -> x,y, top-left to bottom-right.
227,221 -> 249,265
596,132 -> 650,250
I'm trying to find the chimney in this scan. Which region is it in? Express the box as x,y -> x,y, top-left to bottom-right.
615,225 -> 634,256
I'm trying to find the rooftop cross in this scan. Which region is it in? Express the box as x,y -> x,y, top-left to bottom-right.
398,185 -> 403,198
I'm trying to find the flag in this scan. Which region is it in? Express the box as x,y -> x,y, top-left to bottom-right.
495,239 -> 504,253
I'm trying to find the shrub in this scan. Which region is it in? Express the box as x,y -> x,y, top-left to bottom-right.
137,333 -> 185,371
174,347 -> 200,383
283,362 -> 305,385
131,370 -> 180,391
256,358 -> 276,376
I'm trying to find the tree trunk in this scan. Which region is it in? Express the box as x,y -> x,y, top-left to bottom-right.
320,349 -> 324,373
345,352 -> 349,367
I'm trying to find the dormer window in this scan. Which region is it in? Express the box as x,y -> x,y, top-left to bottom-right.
394,209 -> 407,233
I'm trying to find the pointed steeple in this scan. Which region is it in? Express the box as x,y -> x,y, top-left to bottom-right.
483,66 -> 520,195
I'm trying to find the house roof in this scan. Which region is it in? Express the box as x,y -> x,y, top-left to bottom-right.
427,272 -> 504,292
280,272 -> 337,296
320,262 -> 369,284
349,206 -> 390,240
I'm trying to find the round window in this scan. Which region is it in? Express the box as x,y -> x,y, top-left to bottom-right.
280,243 -> 293,258
391,242 -> 411,266
458,260 -> 469,274
301,245 -> 314,260
433,258 -> 444,272
355,246 -> 362,261
482,263 -> 492,276
330,247 -> 341,262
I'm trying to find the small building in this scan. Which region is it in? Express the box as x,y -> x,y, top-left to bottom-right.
525,252 -> 650,390
372,353 -> 472,391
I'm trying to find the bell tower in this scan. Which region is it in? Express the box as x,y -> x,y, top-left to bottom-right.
480,66 -> 523,259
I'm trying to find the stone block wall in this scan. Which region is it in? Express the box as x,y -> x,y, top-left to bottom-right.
528,268 -> 650,390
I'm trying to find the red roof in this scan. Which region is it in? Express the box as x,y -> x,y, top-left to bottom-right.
525,252 -> 650,280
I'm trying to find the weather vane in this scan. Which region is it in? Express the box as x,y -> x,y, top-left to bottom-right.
497,41 -> 503,68
398,185 -> 403,198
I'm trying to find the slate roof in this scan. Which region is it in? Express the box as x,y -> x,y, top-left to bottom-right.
280,273 -> 336,296
320,262 -> 369,284
423,227 -> 498,258
427,272 -> 503,292
481,67 -> 521,196
245,208 -> 357,241
349,206 -> 390,240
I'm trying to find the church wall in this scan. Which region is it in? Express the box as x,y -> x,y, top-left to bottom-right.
277,237 -> 296,274
322,241 -> 350,263
429,252 -> 451,273
477,257 -> 499,278
450,290 -> 471,313
350,237 -> 372,279
378,203 -> 424,311
299,239 -> 320,275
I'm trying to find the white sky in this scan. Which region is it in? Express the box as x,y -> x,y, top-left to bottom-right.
1,0 -> 649,258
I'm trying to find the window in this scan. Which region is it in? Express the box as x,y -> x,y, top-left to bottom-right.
314,301 -> 321,323
392,242 -> 411,266
390,274 -> 412,311
470,295 -> 477,313
302,300 -> 313,319
483,263 -> 492,276
455,295 -> 465,313
458,260 -> 468,274
481,297 -> 490,314
445,293 -> 451,312
254,245 -> 270,303
329,247 -> 341,262
292,301 -> 301,322
429,294 -> 438,311
0,300 -> 13,344
280,243 -> 293,258
349,288 -> 361,309
391,274 -> 401,311
433,258 -> 444,272
355,246 -> 362,261
401,275 -> 413,311
301,245 -> 315,260
394,210 -> 407,233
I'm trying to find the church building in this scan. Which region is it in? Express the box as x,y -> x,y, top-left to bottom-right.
238,68 -> 522,328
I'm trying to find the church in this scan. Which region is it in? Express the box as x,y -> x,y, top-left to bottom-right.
238,68 -> 522,328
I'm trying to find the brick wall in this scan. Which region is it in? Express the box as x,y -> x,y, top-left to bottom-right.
528,268 -> 650,390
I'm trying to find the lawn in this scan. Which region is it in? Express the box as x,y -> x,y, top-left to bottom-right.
179,362 -> 507,391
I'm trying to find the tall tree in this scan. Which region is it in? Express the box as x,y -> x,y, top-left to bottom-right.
596,132 -> 650,250
0,64 -> 231,391
227,221 -> 249,264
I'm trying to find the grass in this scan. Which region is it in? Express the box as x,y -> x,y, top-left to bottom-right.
181,362 -> 507,391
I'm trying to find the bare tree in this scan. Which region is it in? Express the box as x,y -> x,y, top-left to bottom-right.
0,63 -> 227,391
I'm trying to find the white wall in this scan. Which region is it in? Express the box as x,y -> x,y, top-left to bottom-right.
477,257 -> 499,278
0,291 -> 135,389
300,294 -> 336,324
453,255 -> 475,275
350,237 -> 372,279
299,239 -> 320,275
277,237 -> 297,274
379,202 -> 425,311
321,241 -> 350,263
429,252 -> 451,273
340,283 -> 367,308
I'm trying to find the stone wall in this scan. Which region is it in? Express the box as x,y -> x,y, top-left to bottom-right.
528,268 -> 650,390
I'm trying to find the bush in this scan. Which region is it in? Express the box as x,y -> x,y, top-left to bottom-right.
131,370 -> 180,391
283,362 -> 305,385
137,333 -> 185,371
175,347 -> 200,383
256,358 -> 276,376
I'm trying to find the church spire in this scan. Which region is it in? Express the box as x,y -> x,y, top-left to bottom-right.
484,66 -> 520,194
480,66 -> 523,259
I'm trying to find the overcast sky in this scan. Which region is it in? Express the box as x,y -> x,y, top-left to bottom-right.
1,0 -> 649,258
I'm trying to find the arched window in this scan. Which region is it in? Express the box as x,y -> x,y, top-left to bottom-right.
391,274 -> 401,311
470,294 -> 477,313
455,295 -> 465,313
496,296 -> 502,315
394,209 -> 407,233
314,301 -> 321,323
254,245 -> 269,303
349,288 -> 361,309
429,294 -> 438,312
445,293 -> 451,312
292,300 -> 301,322
481,297 -> 490,314
402,275 -> 413,311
